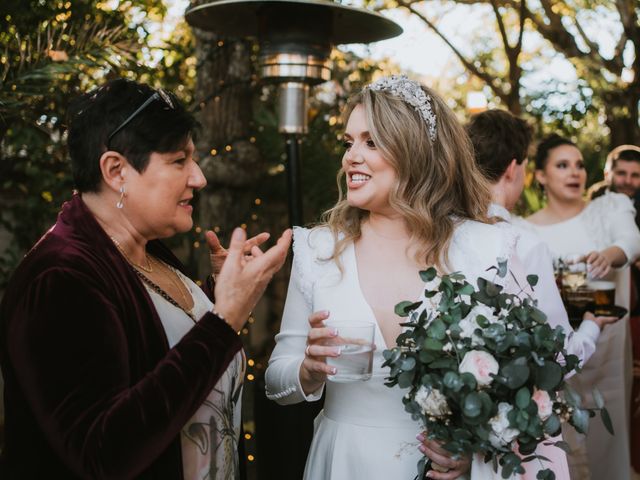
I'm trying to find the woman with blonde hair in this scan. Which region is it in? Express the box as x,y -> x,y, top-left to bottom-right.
265,76 -> 568,479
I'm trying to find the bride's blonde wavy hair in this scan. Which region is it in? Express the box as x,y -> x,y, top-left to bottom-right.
321,81 -> 492,270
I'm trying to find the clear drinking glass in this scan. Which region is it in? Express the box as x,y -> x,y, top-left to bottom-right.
561,254 -> 587,291
324,320 -> 375,383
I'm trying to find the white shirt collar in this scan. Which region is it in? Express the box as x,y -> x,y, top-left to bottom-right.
488,202 -> 512,222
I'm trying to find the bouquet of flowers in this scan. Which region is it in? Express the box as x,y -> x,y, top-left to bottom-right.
382,261 -> 612,480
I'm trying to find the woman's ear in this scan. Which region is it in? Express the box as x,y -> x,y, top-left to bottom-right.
534,169 -> 546,187
99,150 -> 127,192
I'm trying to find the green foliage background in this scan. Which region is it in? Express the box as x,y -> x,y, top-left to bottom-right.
0,0 -> 631,286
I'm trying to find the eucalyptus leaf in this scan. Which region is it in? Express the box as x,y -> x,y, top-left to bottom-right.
429,358 -> 457,370
458,283 -> 475,296
563,384 -> 582,408
443,371 -> 464,392
428,319 -> 447,340
600,408 -> 614,435
526,274 -> 539,287
476,315 -> 490,328
547,440 -> 571,454
460,372 -> 478,390
497,259 -> 508,278
535,362 -> 562,391
571,408 -> 590,434
500,358 -> 530,389
536,469 -> 555,480
592,388 -> 605,409
516,387 -> 530,410
394,300 -> 422,317
419,268 -> 437,282
543,414 -> 561,435
485,281 -> 503,297
423,338 -> 443,351
398,370 -> 414,389
530,308 -> 547,324
463,392 -> 482,418
401,356 -> 416,371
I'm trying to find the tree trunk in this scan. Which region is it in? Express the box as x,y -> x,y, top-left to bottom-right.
603,87 -> 640,147
191,27 -> 263,276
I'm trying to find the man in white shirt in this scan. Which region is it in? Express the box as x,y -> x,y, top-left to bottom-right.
465,109 -> 616,364
466,109 -> 625,480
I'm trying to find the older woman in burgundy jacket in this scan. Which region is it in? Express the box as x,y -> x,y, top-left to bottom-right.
0,79 -> 291,479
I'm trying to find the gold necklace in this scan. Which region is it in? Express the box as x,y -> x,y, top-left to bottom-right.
111,236 -> 153,273
130,266 -> 196,322
150,257 -> 193,312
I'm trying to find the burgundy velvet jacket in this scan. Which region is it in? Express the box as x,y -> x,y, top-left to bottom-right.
0,195 -> 243,479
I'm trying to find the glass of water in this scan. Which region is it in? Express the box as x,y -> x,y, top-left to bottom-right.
324,320 -> 375,383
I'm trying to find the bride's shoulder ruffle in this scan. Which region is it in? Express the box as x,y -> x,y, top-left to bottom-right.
292,225 -> 339,306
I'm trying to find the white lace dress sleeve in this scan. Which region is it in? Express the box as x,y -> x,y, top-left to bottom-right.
265,227 -> 333,405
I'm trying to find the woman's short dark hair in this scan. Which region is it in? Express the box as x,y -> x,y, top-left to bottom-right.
466,109 -> 533,182
535,134 -> 576,170
67,79 -> 197,192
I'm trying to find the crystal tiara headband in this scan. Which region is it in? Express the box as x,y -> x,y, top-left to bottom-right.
366,75 -> 437,142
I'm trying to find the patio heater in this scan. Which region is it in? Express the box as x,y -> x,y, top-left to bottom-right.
185,0 -> 402,226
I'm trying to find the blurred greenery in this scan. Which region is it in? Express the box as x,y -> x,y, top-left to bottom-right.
0,0 -> 194,287
1,0 -> 635,286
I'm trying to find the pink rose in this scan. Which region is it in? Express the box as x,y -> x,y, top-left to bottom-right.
459,350 -> 499,387
532,388 -> 553,420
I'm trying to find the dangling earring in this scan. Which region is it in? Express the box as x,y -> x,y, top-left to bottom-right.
116,185 -> 125,209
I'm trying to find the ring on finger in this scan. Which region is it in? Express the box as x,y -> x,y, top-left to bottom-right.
305,345 -> 311,357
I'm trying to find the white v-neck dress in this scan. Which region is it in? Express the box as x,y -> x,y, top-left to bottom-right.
265,223 -> 532,480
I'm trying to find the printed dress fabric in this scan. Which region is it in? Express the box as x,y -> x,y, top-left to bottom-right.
265,223 -> 569,480
147,268 -> 245,480
519,192 -> 640,480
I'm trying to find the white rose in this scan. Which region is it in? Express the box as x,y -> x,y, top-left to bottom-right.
414,386 -> 451,418
458,317 -> 484,346
532,389 -> 553,421
459,350 -> 499,387
488,402 -> 520,448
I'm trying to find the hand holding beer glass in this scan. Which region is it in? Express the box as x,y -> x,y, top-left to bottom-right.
559,253 -> 624,326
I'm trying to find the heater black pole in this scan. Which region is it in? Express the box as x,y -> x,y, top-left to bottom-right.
285,135 -> 303,227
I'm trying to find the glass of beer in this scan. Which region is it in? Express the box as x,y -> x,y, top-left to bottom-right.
561,254 -> 587,292
324,320 -> 375,383
587,280 -> 616,307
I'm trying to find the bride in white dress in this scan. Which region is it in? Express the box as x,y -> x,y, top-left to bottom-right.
264,76 -> 567,480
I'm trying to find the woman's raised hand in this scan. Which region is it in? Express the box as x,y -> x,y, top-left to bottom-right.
206,230 -> 271,276
583,250 -> 612,279
213,227 -> 291,331
299,310 -> 341,395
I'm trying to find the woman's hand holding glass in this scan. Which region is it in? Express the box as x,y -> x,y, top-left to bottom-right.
213,227 -> 291,331
299,310 -> 342,395
584,250 -> 612,279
